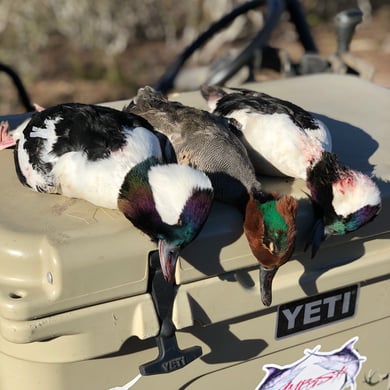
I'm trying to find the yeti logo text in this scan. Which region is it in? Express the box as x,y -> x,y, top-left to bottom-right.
276,285 -> 358,338
162,356 -> 186,372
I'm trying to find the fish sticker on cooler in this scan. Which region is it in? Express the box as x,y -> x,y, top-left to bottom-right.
256,336 -> 366,390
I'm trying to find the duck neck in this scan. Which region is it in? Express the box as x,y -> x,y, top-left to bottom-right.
118,156 -> 161,238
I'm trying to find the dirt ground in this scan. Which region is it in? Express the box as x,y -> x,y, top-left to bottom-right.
1,5 -> 389,114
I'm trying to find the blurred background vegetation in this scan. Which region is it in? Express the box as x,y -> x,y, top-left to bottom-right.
0,0 -> 389,113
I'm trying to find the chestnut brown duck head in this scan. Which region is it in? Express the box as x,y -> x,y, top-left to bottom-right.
244,190 -> 298,306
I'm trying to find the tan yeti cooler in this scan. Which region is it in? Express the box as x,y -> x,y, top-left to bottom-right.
0,74 -> 389,389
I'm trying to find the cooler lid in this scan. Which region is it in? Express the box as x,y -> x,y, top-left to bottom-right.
0,74 -> 388,323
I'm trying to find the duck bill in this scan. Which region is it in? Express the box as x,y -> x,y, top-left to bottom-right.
305,218 -> 326,258
259,266 -> 278,307
158,240 -> 179,283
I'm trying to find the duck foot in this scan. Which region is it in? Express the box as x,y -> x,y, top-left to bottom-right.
0,121 -> 16,150
0,104 -> 45,151
33,103 -> 46,112
259,266 -> 278,307
304,218 -> 326,258
139,251 -> 202,376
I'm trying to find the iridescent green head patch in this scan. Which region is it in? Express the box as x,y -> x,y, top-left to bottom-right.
259,200 -> 288,253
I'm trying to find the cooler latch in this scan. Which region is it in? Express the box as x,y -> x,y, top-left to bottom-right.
139,251 -> 202,375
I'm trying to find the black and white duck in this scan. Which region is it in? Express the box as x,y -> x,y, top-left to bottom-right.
0,103 -> 214,283
201,85 -> 381,256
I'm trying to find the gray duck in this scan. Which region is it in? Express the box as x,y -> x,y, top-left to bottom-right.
125,86 -> 298,306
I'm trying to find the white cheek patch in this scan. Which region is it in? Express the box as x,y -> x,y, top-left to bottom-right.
148,164 -> 212,225
332,171 -> 381,217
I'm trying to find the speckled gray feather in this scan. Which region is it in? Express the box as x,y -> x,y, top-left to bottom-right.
125,86 -> 261,210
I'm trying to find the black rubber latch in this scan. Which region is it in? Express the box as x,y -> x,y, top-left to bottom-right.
139,251 -> 202,376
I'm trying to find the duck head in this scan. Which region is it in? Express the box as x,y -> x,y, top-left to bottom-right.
307,152 -> 381,256
243,189 -> 298,306
118,157 -> 213,283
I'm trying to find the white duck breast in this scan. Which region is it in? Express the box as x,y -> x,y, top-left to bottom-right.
149,163 -> 212,225
52,127 -> 162,209
226,110 -> 331,180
